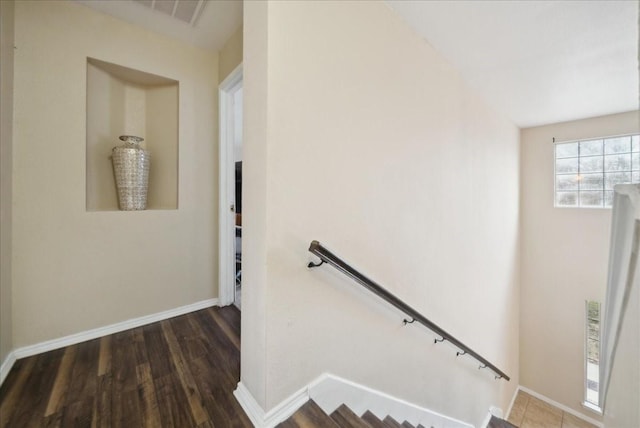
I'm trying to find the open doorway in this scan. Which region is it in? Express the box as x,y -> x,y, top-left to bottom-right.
219,65 -> 243,308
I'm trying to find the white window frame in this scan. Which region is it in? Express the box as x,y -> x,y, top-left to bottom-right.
583,300 -> 602,413
554,133 -> 639,209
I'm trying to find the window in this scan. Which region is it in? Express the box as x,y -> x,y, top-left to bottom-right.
555,134 -> 639,208
585,301 -> 601,409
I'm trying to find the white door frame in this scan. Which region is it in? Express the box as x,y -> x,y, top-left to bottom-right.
218,64 -> 243,307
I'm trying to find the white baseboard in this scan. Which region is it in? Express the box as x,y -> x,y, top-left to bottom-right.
481,411 -> 492,428
0,351 -> 17,386
481,406 -> 504,428
234,381 -> 309,428
234,373 -> 473,428
234,382 -> 267,426
309,373 -> 473,428
518,386 -> 604,428
505,384 -> 519,420
8,298 -> 218,361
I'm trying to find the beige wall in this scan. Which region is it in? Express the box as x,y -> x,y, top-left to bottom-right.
242,1 -> 520,425
520,111 -> 639,420
86,60 -> 179,211
219,25 -> 243,83
145,84 -> 179,209
0,0 -> 15,365
12,0 -> 219,347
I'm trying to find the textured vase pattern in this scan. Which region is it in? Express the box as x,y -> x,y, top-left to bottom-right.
112,135 -> 151,210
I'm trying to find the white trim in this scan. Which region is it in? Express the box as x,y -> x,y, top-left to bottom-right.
234,373 -> 471,428
0,351 -> 17,386
12,298 -> 218,359
518,386 -> 604,428
234,381 -> 309,428
505,384 -> 520,421
582,400 -> 603,415
218,63 -> 243,307
553,132 -> 639,145
481,406 -> 504,428
481,412 -> 493,428
600,184 -> 640,410
233,382 -> 266,427
309,373 -> 473,428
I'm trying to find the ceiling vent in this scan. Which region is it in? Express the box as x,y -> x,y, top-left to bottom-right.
132,0 -> 206,26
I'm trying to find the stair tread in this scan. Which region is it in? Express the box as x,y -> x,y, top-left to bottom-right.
331,404 -> 372,428
401,422 -> 415,428
383,416 -> 404,428
488,415 -> 518,428
277,400 -> 340,428
361,411 -> 388,428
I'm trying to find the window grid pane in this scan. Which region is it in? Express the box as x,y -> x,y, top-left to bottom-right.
556,191 -> 578,207
604,154 -> 631,172
579,156 -> 603,173
580,140 -> 603,156
555,134 -> 639,209
579,191 -> 603,207
556,142 -> 579,159
604,136 -> 631,154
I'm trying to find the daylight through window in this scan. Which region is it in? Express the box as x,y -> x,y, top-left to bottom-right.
555,135 -> 639,208
585,301 -> 600,408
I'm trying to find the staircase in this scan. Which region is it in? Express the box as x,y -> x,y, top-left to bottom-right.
277,400 -> 430,428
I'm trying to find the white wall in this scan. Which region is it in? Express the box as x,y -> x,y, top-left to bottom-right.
0,0 -> 15,365
603,244 -> 639,427
520,111 -> 639,420
242,1 -> 520,425
12,0 -> 218,347
242,0 -> 269,408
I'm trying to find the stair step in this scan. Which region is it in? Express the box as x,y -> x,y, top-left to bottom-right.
278,400 -> 440,428
382,416 -> 402,428
383,416 -> 404,428
331,404 -> 373,428
276,400 -> 339,428
361,411 -> 388,428
488,415 -> 518,428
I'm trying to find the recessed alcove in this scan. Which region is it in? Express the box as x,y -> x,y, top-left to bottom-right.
86,57 -> 178,211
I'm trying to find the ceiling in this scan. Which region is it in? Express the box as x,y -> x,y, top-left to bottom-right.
77,0 -> 637,128
385,0 -> 639,128
75,0 -> 242,52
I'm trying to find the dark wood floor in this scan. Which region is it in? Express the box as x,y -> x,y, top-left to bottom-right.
277,400 -> 423,428
0,306 -> 252,428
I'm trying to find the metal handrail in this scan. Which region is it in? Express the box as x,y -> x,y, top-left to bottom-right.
307,240 -> 510,381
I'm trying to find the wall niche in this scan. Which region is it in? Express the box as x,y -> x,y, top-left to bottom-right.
86,57 -> 178,211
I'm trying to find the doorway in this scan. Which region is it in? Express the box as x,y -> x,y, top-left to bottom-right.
219,64 -> 243,308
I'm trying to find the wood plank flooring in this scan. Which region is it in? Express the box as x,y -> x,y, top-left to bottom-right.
0,306 -> 252,428
277,401 -> 425,428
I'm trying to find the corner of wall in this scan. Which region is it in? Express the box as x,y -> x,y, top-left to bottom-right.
519,111 -> 639,421
0,0 -> 15,367
218,24 -> 243,84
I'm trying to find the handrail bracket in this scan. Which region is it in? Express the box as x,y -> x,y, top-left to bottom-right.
307,239 -> 510,382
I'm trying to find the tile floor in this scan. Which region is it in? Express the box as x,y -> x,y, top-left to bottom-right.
507,391 -> 598,428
